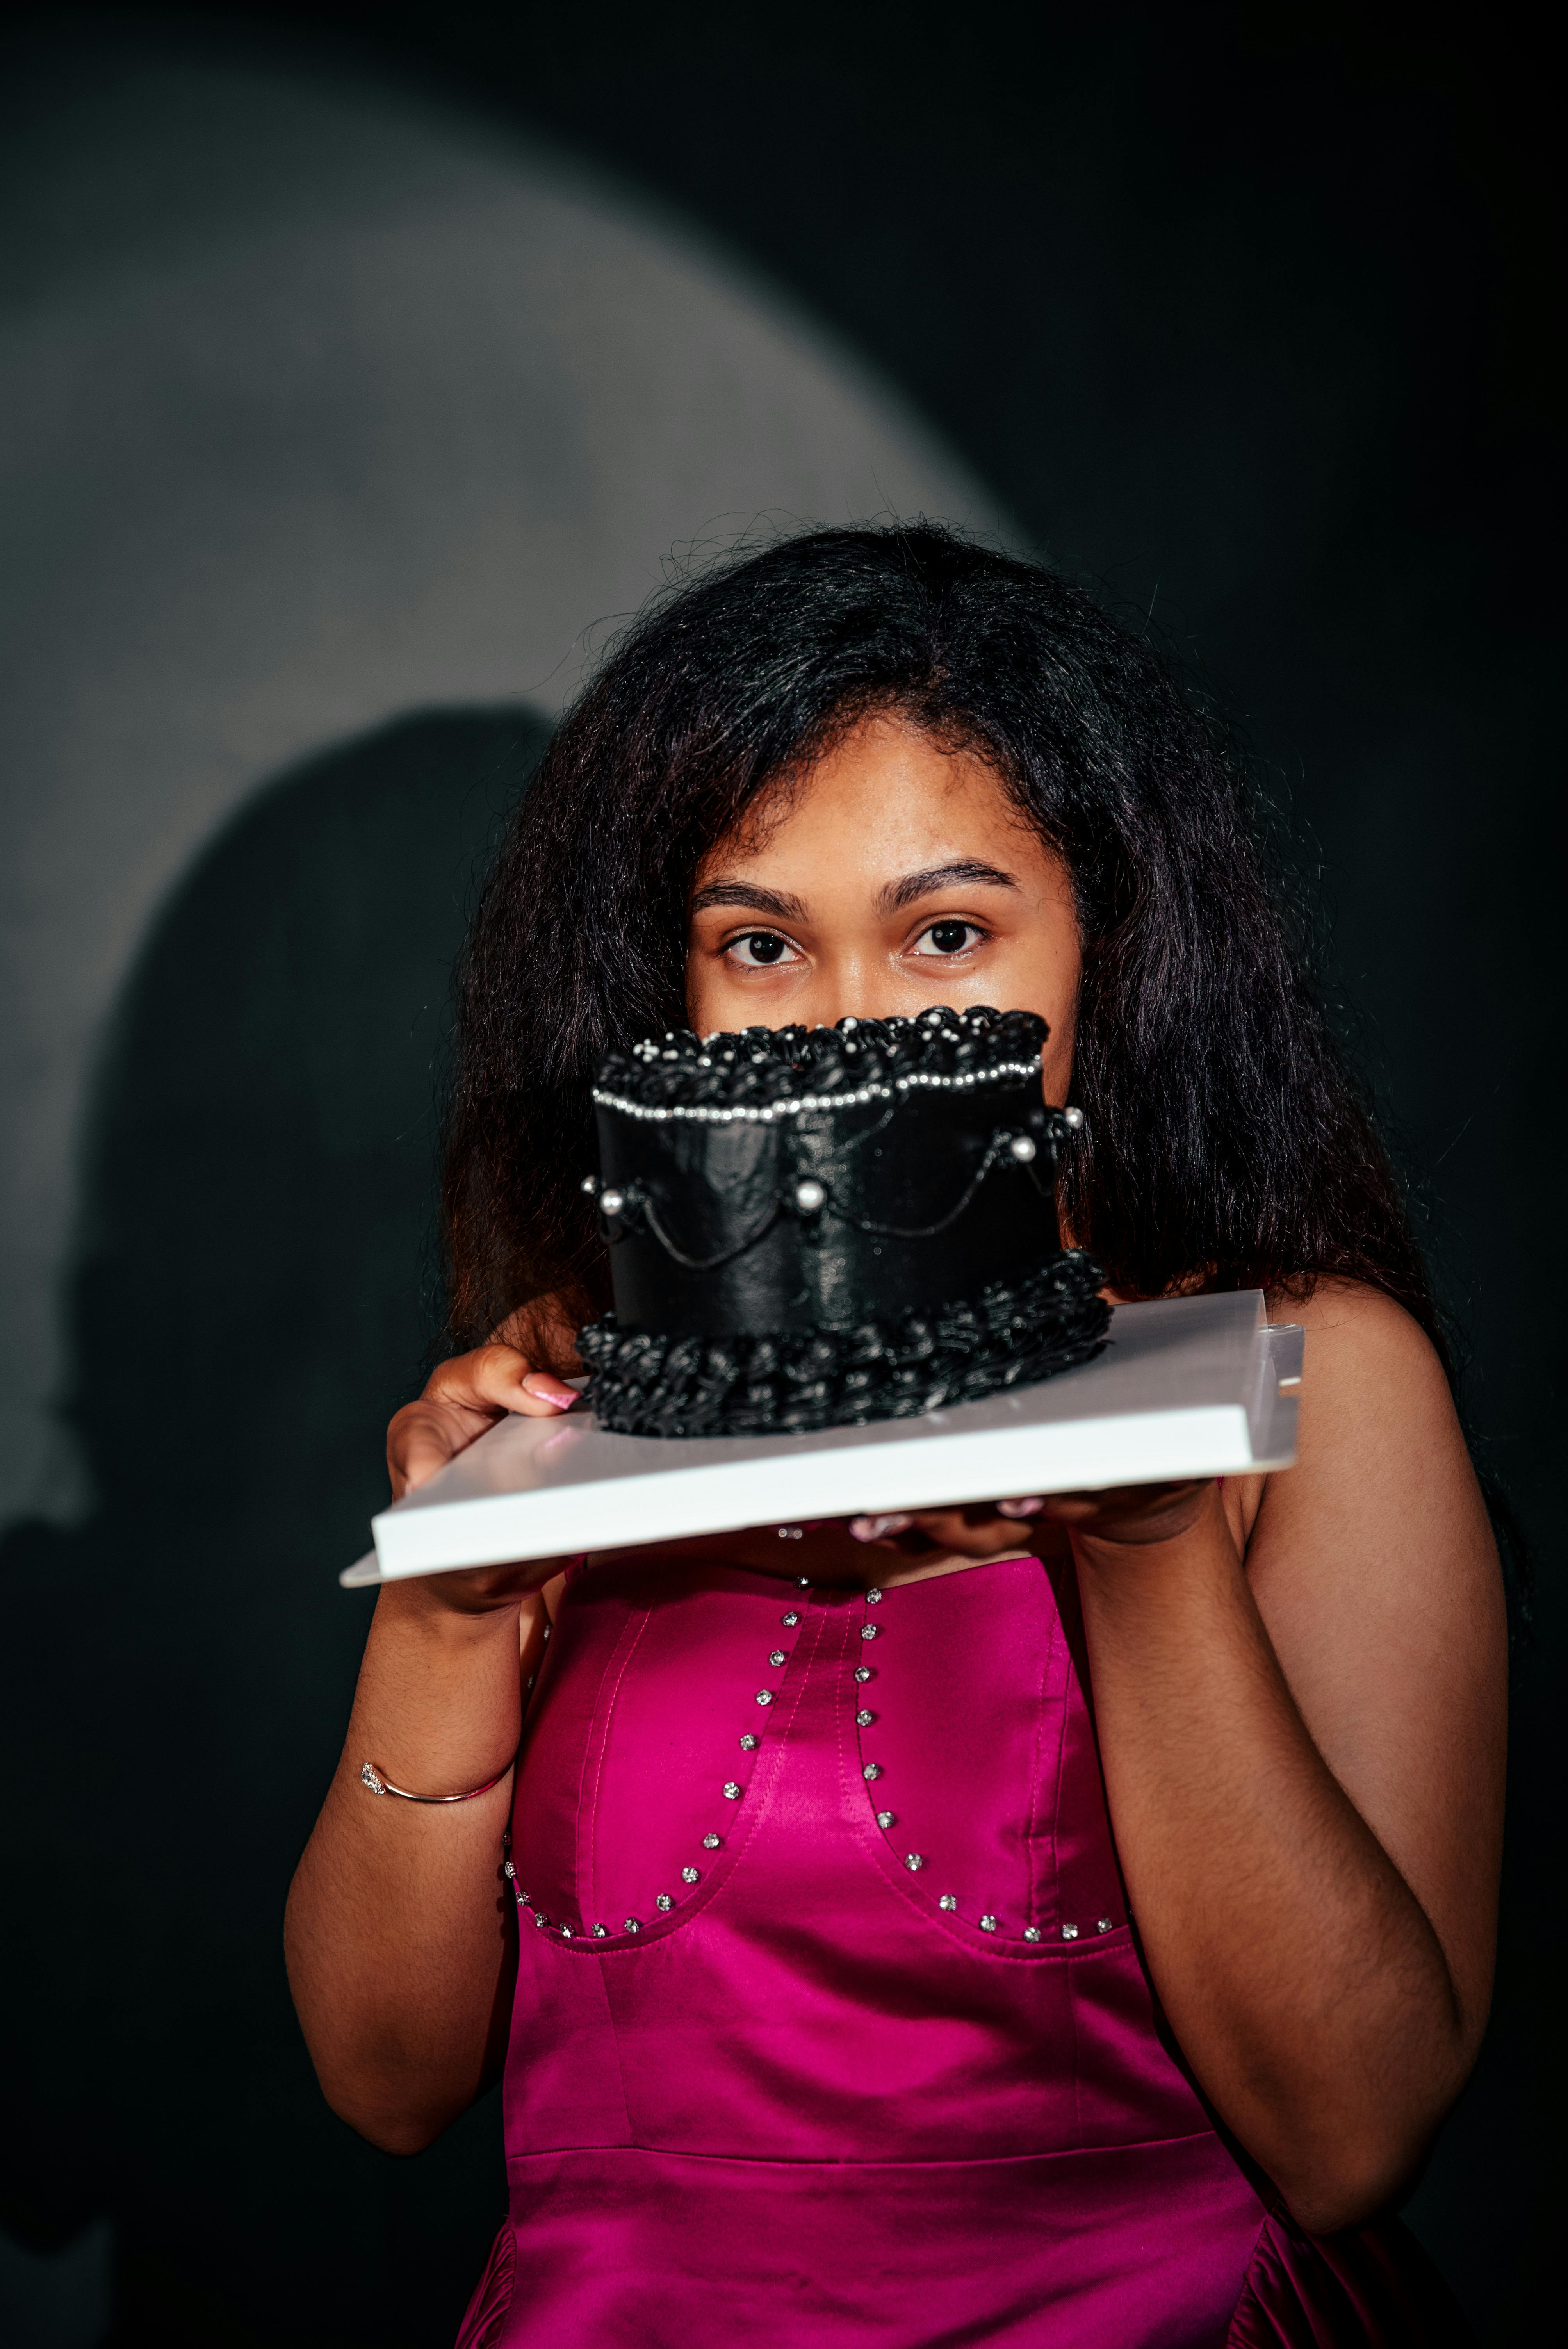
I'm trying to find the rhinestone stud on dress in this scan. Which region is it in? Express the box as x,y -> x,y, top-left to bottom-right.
755,1690 -> 775,1706
855,1666 -> 872,1683
861,1625 -> 879,1642
723,1781 -> 743,1800
682,1867 -> 700,1884
939,1895 -> 958,1912
769,1650 -> 787,1667
862,1763 -> 882,1782
624,1918 -> 642,1934
856,1709 -> 875,1727
1061,1923 -> 1080,1940
979,1914 -> 998,1933
1023,1927 -> 1042,1942
703,1834 -> 721,1849
875,1810 -> 896,1828
656,1895 -> 674,1912
1097,1917 -> 1114,1933
782,1612 -> 801,1627
905,1854 -> 925,1872
865,1588 -> 883,1604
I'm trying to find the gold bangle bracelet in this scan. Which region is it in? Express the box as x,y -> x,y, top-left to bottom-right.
359,1752 -> 518,1805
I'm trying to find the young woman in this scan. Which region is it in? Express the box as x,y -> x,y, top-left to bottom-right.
285,527 -> 1505,2345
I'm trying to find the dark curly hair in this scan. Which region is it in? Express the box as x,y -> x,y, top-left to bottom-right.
442,523 -> 1441,1376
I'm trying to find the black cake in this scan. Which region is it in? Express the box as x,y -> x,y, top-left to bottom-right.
576,1005 -> 1108,1437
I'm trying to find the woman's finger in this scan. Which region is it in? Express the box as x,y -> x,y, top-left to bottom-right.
387,1400 -> 481,1497
996,1497 -> 1047,1519
425,1343 -> 579,1418
387,1346 -> 583,1499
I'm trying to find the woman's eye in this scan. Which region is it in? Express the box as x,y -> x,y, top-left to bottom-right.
726,931 -> 800,968
912,919 -> 984,958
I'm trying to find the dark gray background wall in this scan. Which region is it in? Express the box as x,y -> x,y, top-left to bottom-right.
1,4 -> 1559,2344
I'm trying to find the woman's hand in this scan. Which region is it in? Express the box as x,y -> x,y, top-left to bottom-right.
388,1343 -> 579,1499
382,1344 -> 583,1612
847,1479 -> 1213,1557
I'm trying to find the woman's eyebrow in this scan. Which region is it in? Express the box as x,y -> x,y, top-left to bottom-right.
877,861 -> 1020,914
689,879 -> 808,920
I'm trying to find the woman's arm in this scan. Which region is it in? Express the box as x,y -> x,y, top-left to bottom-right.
283,1346 -> 577,2155
1072,1285 -> 1505,2229
883,1281 -> 1507,2232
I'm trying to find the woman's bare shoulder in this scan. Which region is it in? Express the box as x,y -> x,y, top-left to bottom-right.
1267,1275 -> 1456,1425
1246,1271 -> 1501,1715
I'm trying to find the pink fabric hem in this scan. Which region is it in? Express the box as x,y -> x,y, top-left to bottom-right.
454,2219 -> 516,2349
1228,2213 -> 1477,2347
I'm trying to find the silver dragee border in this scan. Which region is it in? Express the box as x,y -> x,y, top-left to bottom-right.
592,1061 -> 1047,1125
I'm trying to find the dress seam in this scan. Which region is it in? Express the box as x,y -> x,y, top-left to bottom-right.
579,1606 -> 652,1930
504,2126 -> 1233,2174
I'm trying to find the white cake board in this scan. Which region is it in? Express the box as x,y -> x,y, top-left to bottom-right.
342,1291 -> 1302,1587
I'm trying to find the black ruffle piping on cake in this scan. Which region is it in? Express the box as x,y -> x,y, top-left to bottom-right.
577,1249 -> 1110,1439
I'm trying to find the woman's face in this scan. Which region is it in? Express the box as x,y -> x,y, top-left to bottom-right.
686,715 -> 1082,1105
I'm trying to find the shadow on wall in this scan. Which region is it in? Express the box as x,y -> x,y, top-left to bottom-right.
0,707 -> 551,2349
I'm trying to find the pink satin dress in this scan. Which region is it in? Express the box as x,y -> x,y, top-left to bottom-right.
457,1555 -> 1470,2347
